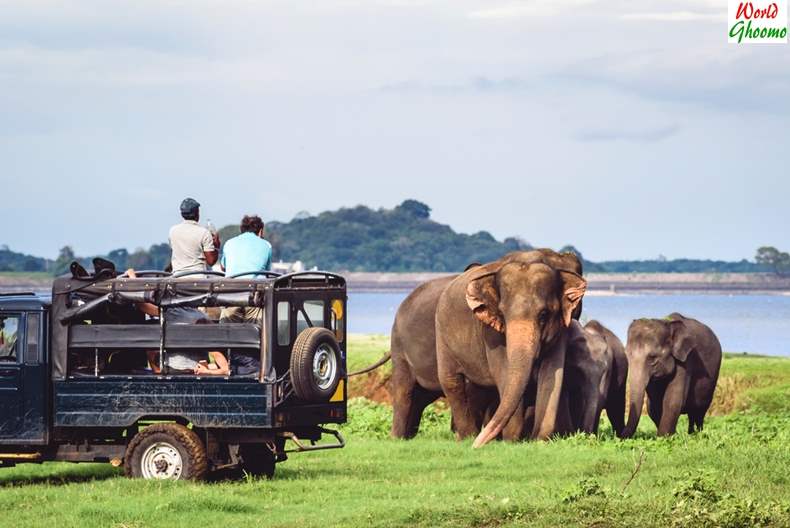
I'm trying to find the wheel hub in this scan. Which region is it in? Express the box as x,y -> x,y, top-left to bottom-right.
141,441 -> 184,480
312,345 -> 337,391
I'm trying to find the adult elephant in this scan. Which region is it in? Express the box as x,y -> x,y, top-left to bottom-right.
435,250 -> 586,447
621,313 -> 722,438
390,265 -> 503,439
562,320 -> 627,435
389,275 -> 453,438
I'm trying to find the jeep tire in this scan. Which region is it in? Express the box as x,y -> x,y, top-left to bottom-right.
124,423 -> 207,481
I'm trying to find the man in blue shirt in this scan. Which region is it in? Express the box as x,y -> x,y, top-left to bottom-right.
219,215 -> 273,323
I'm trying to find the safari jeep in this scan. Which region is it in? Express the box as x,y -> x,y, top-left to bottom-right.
0,266 -> 347,480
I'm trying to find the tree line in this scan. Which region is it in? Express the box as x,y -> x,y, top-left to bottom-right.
0,200 -> 781,275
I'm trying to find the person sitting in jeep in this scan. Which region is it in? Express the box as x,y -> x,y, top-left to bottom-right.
144,319 -> 230,375
219,214 -> 272,323
0,316 -> 18,361
125,269 -> 229,375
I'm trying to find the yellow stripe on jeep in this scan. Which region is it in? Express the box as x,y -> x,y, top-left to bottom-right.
330,379 -> 345,402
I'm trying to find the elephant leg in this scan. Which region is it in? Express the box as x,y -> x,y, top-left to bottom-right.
605,381 -> 626,437
483,391 -> 499,427
437,346 -> 478,440
408,385 -> 441,437
465,382 -> 497,432
687,410 -> 705,434
579,387 -> 603,434
694,414 -> 705,432
646,383 -> 664,429
523,405 -> 535,435
554,388 -> 574,436
501,400 -> 525,441
390,359 -> 423,439
531,335 -> 566,440
657,366 -> 690,436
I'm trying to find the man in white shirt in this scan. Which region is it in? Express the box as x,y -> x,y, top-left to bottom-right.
168,198 -> 220,274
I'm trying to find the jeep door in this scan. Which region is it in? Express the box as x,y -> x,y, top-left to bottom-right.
0,312 -> 47,443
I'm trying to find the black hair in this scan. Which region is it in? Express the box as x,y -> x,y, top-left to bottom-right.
181,210 -> 199,221
240,215 -> 264,234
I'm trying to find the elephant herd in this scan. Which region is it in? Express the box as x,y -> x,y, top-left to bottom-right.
386,249 -> 723,447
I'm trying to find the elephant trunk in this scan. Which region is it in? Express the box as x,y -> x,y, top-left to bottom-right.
622,369 -> 648,439
473,321 -> 538,448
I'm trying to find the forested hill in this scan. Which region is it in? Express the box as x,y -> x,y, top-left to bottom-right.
218,200 -> 532,272
0,200 -> 780,274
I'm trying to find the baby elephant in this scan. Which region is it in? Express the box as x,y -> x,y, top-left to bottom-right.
562,320 -> 628,436
622,313 -> 722,438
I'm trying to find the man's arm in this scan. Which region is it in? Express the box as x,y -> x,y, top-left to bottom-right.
196,352 -> 230,376
202,230 -> 220,267
125,269 -> 159,316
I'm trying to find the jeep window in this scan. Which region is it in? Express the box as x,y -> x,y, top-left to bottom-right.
331,299 -> 344,343
0,315 -> 20,362
277,302 -> 290,346
25,313 -> 40,365
297,300 -> 324,334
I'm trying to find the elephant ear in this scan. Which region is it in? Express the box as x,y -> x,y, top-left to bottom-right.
558,270 -> 587,327
465,263 -> 504,333
669,320 -> 694,362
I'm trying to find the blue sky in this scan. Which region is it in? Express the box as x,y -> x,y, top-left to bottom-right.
0,0 -> 787,261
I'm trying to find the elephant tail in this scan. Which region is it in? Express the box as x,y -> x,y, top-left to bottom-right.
348,352 -> 392,377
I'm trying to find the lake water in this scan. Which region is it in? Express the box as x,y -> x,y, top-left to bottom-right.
348,292 -> 790,357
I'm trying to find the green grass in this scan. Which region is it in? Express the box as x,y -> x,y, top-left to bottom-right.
346,333 -> 391,375
0,336 -> 788,528
0,271 -> 52,280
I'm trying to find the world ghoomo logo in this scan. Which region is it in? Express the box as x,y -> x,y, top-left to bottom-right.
728,1 -> 788,43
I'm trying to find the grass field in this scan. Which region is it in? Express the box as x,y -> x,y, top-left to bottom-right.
1,335 -> 789,528
0,271 -> 52,281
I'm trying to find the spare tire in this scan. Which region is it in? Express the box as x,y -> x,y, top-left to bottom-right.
290,327 -> 342,402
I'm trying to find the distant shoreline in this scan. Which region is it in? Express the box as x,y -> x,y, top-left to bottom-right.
2,272 -> 789,295
343,272 -> 790,295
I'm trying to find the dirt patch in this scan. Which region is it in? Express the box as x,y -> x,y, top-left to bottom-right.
348,371 -> 392,404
